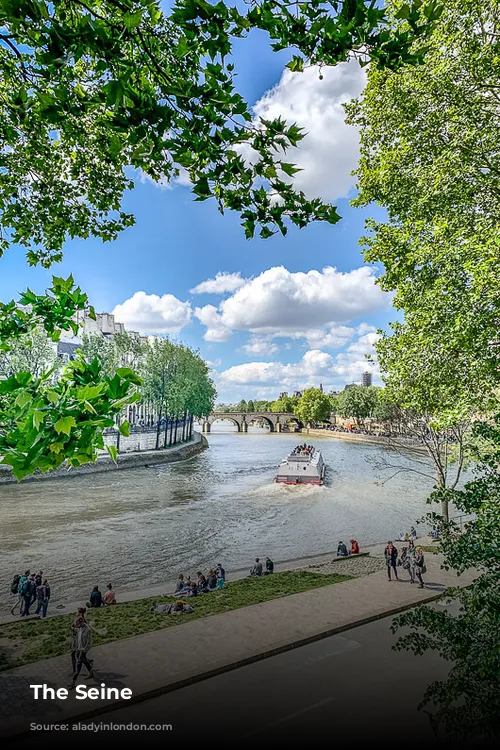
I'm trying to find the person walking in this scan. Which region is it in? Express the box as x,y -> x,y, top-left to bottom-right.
415,547 -> 426,588
69,609 -> 94,688
406,540 -> 417,584
265,556 -> 274,574
384,541 -> 399,581
35,578 -> 51,618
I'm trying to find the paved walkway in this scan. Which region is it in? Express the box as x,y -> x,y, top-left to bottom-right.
0,549 -> 473,738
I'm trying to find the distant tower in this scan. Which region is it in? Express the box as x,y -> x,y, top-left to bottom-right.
362,371 -> 373,387
319,383 -> 323,393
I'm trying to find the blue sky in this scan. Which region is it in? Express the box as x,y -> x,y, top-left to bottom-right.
1,27 -> 396,403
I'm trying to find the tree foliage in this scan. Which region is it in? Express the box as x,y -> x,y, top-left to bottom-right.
294,386 -> 331,424
392,415 -> 500,739
336,384 -> 378,425
0,0 -> 441,262
0,277 -> 142,479
0,327 -> 57,378
346,0 -> 500,737
346,0 -> 500,408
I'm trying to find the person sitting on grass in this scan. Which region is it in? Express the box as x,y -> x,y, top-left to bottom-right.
87,586 -> 103,608
250,558 -> 263,576
103,583 -> 116,605
337,541 -> 348,557
207,569 -> 217,589
265,556 -> 274,574
197,572 -> 209,593
174,574 -> 187,593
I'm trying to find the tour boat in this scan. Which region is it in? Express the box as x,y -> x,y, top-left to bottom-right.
274,445 -> 326,485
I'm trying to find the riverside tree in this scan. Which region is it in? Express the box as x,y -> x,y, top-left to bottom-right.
139,338 -> 215,448
346,0 -> 500,737
294,387 -> 331,425
0,1 -> 442,479
336,384 -> 378,426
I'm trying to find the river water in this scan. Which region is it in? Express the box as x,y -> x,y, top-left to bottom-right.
0,428 -> 437,609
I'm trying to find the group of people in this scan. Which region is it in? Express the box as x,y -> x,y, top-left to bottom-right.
291,444 -> 314,456
385,541 -> 426,587
398,526 -> 418,542
336,539 -> 360,556
249,556 -> 274,576
87,583 -> 117,608
173,563 -> 226,597
11,570 -> 51,618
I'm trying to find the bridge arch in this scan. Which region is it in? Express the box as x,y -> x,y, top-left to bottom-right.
247,414 -> 275,432
207,415 -> 241,432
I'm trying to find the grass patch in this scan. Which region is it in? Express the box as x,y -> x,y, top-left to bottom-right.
418,545 -> 441,554
0,570 -> 350,672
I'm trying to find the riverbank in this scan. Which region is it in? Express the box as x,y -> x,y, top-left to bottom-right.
0,547 -> 474,739
0,432 -> 208,484
305,428 -> 428,452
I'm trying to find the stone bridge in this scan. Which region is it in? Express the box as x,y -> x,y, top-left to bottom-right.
201,412 -> 304,433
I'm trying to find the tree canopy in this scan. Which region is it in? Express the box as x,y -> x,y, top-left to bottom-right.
0,0 -> 441,263
294,387 -> 331,424
346,0 -> 500,736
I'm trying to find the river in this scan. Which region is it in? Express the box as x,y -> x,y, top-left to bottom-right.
0,428 -> 438,609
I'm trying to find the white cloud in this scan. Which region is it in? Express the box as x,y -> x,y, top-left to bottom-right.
211,266 -> 388,336
240,336 -> 280,356
194,305 -> 232,342
112,291 -> 192,335
219,332 -> 380,395
250,60 -> 366,202
190,272 -> 247,295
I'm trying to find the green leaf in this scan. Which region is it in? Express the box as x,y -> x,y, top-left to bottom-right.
46,390 -> 59,404
107,444 -> 118,463
119,420 -> 131,437
286,56 -> 304,73
32,410 -> 44,431
54,416 -> 76,436
14,391 -> 32,409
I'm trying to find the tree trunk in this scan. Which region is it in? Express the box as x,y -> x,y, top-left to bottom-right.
116,416 -> 121,454
174,415 -> 179,445
163,413 -> 169,448
182,411 -> 187,441
169,414 -> 174,446
441,498 -> 449,523
155,406 -> 162,450
189,415 -> 193,439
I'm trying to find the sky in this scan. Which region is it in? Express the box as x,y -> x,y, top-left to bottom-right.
0,26 -> 397,405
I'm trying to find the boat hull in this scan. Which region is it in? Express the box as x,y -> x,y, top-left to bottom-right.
274,462 -> 326,486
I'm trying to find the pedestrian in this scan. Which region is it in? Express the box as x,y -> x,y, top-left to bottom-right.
35,578 -> 51,618
69,608 -> 94,688
216,563 -> 225,582
103,583 -> 116,605
384,541 -> 399,581
20,572 -> 33,617
406,540 -> 416,584
349,539 -> 360,555
415,547 -> 426,588
35,570 -> 43,587
410,525 -> 417,540
265,556 -> 274,574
